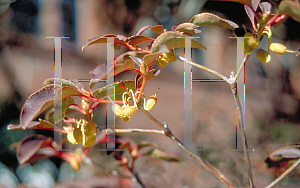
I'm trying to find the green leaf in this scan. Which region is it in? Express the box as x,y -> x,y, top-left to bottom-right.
175,23 -> 200,36
144,45 -> 169,67
189,13 -> 238,30
43,78 -> 80,90
89,80 -> 101,90
278,1 -> 300,23
60,86 -> 83,99
45,106 -> 79,124
150,149 -> 180,162
151,31 -> 207,53
93,80 -> 135,99
52,97 -> 76,124
81,34 -> 128,51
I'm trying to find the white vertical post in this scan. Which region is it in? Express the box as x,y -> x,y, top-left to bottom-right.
184,38 -> 193,148
106,37 -> 116,150
46,36 -> 70,150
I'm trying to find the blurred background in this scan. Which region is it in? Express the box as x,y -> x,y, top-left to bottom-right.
0,0 -> 300,187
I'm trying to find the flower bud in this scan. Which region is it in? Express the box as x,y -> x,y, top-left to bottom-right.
245,33 -> 259,49
140,62 -> 148,76
260,13 -> 271,25
144,95 -> 157,111
122,117 -> 130,122
155,57 -> 169,67
162,49 -> 176,62
256,49 -> 270,63
244,42 -> 253,54
270,43 -> 287,55
123,105 -> 138,117
85,121 -> 96,137
69,156 -> 81,171
83,135 -> 96,147
112,104 -> 125,118
73,127 -> 83,144
81,100 -> 89,111
67,132 -> 77,144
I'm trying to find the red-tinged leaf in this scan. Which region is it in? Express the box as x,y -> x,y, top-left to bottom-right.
245,6 -> 255,28
278,1 -> 300,23
245,0 -> 259,28
16,135 -> 57,164
175,23 -> 200,36
212,0 -> 252,7
43,78 -> 80,90
149,149 -> 180,162
20,86 -> 83,129
134,25 -> 151,35
265,145 -> 300,169
126,35 -> 153,47
151,31 -> 207,53
92,80 -> 135,99
8,119 -> 61,131
89,51 -> 148,81
252,0 -> 259,10
136,69 -> 160,89
189,13 -> 239,30
90,61 -> 135,80
150,25 -> 165,35
118,60 -> 135,73
81,34 -> 128,51
20,88 -> 56,129
8,122 -> 38,130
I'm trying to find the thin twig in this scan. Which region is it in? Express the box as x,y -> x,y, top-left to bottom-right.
176,56 -> 229,83
127,166 -> 147,188
231,87 -> 254,188
99,128 -> 165,135
234,54 -> 250,82
139,108 -> 233,187
265,158 -> 300,188
231,46 -> 254,187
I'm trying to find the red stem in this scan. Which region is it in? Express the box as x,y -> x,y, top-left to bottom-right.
268,15 -> 286,28
137,75 -> 147,102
